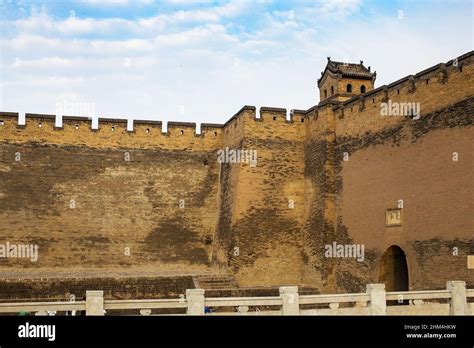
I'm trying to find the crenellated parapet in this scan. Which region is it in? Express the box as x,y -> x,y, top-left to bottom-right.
331,51 -> 473,138
1,51 -> 472,153
0,102 -> 308,151
0,113 -> 224,151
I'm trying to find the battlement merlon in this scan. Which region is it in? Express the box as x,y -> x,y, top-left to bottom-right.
132,119 -> 163,131
166,121 -> 197,136
224,105 -> 256,127
201,123 -> 224,138
259,107 -> 287,122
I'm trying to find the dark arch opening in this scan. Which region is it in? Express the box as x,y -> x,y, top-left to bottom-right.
324,89 -> 327,98
379,245 -> 409,292
330,86 -> 334,95
346,84 -> 352,92
360,85 -> 366,93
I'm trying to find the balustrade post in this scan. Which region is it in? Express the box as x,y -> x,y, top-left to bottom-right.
447,281 -> 467,315
86,290 -> 104,316
280,286 -> 299,315
366,284 -> 386,315
186,289 -> 205,315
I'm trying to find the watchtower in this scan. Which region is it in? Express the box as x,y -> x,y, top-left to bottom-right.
318,57 -> 376,102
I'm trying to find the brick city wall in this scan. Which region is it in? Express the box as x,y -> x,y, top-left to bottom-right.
0,51 -> 472,294
305,52 -> 474,293
212,106 -> 308,286
0,115 -> 224,278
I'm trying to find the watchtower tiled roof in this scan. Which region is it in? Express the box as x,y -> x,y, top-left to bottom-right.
318,57 -> 376,85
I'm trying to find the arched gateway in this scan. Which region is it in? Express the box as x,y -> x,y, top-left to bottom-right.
379,245 -> 409,291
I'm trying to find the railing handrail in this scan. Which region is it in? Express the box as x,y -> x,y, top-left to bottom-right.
206,310 -> 282,316
386,290 -> 451,301
0,300 -> 85,313
205,296 -> 282,307
104,299 -> 187,310
299,293 -> 370,304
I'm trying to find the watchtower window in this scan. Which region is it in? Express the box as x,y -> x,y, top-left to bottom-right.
273,116 -> 276,121
111,126 -> 115,132
360,85 -> 366,93
0,120 -> 4,126
331,86 -> 334,95
301,118 -> 304,123
347,84 -> 352,93
75,124 -> 79,130
38,122 -> 42,128
146,128 -> 150,134
180,130 -> 184,135
324,90 -> 327,98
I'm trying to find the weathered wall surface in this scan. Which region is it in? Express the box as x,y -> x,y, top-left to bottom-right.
328,53 -> 474,292
303,103 -> 343,292
215,107 -> 307,286
213,107 -> 248,269
0,117 -> 223,278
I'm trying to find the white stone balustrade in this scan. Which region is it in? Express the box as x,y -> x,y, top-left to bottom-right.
0,281 -> 471,316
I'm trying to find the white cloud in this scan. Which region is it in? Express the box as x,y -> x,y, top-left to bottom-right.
0,1 -> 472,124
316,0 -> 361,18
79,0 -> 153,6
5,1 -> 250,39
165,0 -> 214,4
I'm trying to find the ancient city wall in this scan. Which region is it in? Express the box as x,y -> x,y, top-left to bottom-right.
214,106 -> 308,286
303,102 -> 346,292
0,51 -> 472,293
0,113 -> 224,278
328,52 -> 474,292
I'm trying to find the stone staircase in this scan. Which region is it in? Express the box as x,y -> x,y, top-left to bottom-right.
193,274 -> 238,290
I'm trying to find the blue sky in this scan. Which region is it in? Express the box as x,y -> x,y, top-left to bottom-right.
0,0 -> 472,127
